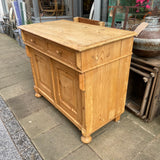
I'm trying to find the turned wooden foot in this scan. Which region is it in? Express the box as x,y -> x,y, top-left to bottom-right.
81,135 -> 92,144
114,115 -> 120,122
35,93 -> 41,98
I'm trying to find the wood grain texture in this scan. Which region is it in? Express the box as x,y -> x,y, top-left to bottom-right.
52,60 -> 82,124
30,48 -> 53,99
18,20 -> 136,51
19,20 -> 135,143
74,17 -> 105,27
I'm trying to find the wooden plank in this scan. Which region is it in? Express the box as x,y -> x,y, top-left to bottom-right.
116,56 -> 132,116
84,60 -> 120,132
18,20 -> 136,52
84,56 -> 131,134
73,17 -> 105,26
121,37 -> 134,56
134,22 -> 148,36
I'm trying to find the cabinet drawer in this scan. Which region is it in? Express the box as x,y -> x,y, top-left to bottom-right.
47,41 -> 77,68
24,32 -> 47,50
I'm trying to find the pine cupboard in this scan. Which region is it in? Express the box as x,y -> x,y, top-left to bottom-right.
19,20 -> 136,143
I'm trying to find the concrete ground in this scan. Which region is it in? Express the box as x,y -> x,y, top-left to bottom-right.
0,33 -> 160,160
0,95 -> 43,160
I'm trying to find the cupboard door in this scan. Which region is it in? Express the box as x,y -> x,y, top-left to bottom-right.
32,51 -> 54,101
53,61 -> 82,124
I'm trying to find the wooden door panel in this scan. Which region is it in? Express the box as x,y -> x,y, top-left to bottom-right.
36,56 -> 51,89
58,70 -> 77,111
53,61 -> 82,123
33,52 -> 54,100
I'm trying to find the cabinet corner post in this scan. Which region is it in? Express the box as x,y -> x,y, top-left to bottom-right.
76,52 -> 82,70
79,74 -> 85,91
25,46 -> 32,58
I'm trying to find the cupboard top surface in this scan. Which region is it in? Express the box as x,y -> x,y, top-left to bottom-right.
19,20 -> 136,52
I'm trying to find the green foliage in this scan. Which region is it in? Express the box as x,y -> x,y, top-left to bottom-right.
109,0 -> 118,6
120,0 -> 136,6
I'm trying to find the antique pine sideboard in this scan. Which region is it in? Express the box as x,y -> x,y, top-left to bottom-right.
19,20 -> 136,143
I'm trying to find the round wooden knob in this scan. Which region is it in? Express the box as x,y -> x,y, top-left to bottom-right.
30,39 -> 33,42
56,50 -> 62,56
56,50 -> 60,54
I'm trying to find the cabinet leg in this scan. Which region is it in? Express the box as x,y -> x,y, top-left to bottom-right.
35,92 -> 41,98
34,86 -> 41,98
81,135 -> 92,144
114,115 -> 120,122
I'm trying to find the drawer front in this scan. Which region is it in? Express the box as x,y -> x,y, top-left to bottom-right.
47,41 -> 77,68
81,38 -> 133,71
23,31 -> 79,70
81,41 -> 122,70
23,32 -> 47,50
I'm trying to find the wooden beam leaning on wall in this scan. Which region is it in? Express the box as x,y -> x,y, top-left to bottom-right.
73,17 -> 105,27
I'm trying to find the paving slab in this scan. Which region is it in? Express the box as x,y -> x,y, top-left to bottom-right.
0,52 -> 30,64
32,124 -> 82,160
0,41 -> 18,48
0,34 -> 14,40
0,35 -> 18,42
89,116 -> 154,160
0,70 -> 32,90
0,45 -> 21,54
62,145 -> 102,160
126,110 -> 160,137
133,135 -> 160,160
0,63 -> 31,79
7,90 -> 54,120
0,79 -> 34,101
0,49 -> 23,59
0,54 -> 28,69
132,152 -> 155,160
20,107 -> 61,138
